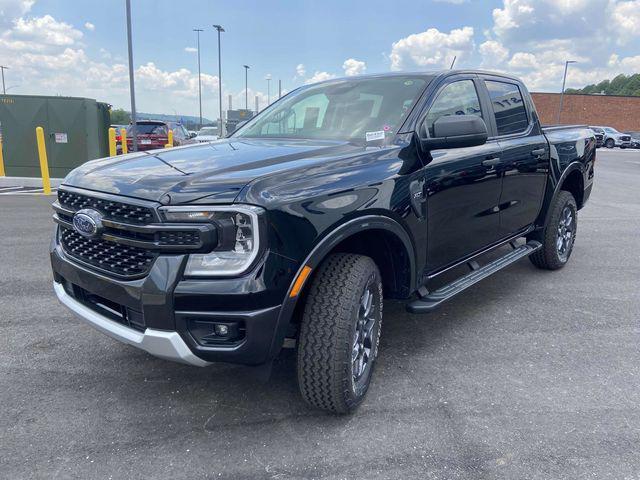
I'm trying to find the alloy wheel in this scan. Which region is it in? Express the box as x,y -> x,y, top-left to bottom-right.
556,205 -> 575,262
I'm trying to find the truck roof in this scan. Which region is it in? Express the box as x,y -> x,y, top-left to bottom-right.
308,69 -> 524,87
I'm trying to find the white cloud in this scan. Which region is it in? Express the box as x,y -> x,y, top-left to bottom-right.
135,62 -> 219,98
305,71 -> 336,84
84,21 -> 94,31
184,46 -> 197,53
342,58 -> 366,76
295,63 -> 306,77
2,14 -> 83,50
610,0 -> 640,43
0,0 -> 34,27
479,40 -> 509,67
389,26 -> 474,70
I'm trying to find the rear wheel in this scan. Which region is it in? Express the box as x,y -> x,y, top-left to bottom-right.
529,190 -> 577,270
297,253 -> 383,414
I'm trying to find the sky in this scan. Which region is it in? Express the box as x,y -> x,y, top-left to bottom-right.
1,0 -> 639,120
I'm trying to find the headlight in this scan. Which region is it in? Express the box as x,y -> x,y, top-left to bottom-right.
160,205 -> 263,276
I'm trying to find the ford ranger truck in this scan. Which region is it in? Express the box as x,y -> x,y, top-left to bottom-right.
51,71 -> 595,413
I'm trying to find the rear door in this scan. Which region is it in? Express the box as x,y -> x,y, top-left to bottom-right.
420,75 -> 505,271
480,76 -> 549,236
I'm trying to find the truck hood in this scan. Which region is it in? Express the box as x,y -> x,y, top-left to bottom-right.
62,138 -> 361,204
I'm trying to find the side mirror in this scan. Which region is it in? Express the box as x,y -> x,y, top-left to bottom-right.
420,115 -> 488,150
189,132 -> 197,139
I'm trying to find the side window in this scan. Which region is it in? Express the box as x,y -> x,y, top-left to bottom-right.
424,80 -> 482,136
485,81 -> 529,135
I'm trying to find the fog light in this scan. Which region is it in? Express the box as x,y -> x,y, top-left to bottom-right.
214,324 -> 229,336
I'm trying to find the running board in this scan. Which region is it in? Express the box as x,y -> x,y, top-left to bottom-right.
406,240 -> 542,314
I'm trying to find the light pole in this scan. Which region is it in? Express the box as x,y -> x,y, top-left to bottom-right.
557,60 -> 576,124
243,65 -> 250,110
0,66 -> 9,95
125,0 -> 138,152
266,74 -> 271,106
213,24 -> 225,137
193,28 -> 203,130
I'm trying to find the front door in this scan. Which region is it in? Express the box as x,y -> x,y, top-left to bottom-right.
421,77 -> 504,271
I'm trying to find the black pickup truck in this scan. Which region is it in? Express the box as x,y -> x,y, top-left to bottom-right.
51,70 -> 595,413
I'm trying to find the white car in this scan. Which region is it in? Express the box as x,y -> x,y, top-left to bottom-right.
602,127 -> 631,149
195,127 -> 219,143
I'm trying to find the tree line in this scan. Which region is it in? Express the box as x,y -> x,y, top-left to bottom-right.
565,73 -> 640,96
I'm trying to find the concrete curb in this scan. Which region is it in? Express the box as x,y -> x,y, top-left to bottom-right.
0,176 -> 63,188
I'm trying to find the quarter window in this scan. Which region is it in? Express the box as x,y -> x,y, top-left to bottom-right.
485,81 -> 529,135
424,80 -> 482,136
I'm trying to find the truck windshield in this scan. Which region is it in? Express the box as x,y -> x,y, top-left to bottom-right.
234,76 -> 429,142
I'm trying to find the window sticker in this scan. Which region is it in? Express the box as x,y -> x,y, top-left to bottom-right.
365,130 -> 385,142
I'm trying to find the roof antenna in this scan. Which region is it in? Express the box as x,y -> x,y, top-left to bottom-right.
450,56 -> 457,69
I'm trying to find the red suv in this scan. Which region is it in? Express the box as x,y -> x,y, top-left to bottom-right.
123,120 -> 195,152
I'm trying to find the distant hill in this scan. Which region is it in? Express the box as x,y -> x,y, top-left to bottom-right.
565,73 -> 640,96
109,108 -> 216,130
136,112 -> 216,125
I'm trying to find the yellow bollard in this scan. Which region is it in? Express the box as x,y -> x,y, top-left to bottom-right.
120,128 -> 128,154
0,133 -> 5,177
35,126 -> 52,195
165,129 -> 174,148
108,128 -> 117,157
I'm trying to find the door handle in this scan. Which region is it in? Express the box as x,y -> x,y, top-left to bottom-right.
531,148 -> 546,157
482,157 -> 501,167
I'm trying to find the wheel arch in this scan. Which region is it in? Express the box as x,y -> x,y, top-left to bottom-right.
536,162 -> 585,230
266,215 -> 417,359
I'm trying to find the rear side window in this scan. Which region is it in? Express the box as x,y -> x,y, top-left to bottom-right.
424,80 -> 482,136
485,81 -> 529,136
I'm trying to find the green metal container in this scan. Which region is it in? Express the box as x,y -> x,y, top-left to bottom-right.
0,95 -> 110,178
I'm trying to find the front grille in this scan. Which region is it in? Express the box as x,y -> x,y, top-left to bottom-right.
60,226 -> 157,277
58,190 -> 155,225
55,188 -> 216,278
158,230 -> 200,246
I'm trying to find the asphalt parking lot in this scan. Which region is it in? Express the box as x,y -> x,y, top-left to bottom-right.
1,149 -> 639,480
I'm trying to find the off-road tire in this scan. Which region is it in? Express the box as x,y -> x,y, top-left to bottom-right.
297,253 -> 383,414
529,190 -> 577,270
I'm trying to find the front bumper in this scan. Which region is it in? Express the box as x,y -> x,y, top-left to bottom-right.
54,281 -> 210,366
51,235 -> 298,366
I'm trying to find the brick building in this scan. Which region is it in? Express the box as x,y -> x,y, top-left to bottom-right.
531,92 -> 640,131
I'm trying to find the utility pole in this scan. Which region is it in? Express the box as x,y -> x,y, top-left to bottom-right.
450,56 -> 457,69
266,74 -> 271,105
557,60 -> 576,124
1,65 -> 9,95
278,79 -> 282,99
213,24 -> 225,137
193,28 -> 203,129
125,0 -> 138,152
243,65 -> 250,110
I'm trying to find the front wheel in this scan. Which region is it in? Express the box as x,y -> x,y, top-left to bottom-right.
529,190 -> 577,270
605,138 -> 615,148
297,253 -> 383,414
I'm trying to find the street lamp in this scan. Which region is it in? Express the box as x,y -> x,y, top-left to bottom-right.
266,74 -> 272,106
213,24 -> 225,137
125,0 -> 138,152
193,28 -> 203,130
557,60 -> 577,124
243,65 -> 250,110
1,65 -> 9,95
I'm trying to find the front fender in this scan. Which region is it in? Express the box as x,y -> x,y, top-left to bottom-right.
265,215 -> 417,360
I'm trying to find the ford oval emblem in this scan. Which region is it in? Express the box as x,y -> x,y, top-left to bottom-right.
72,209 -> 103,238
